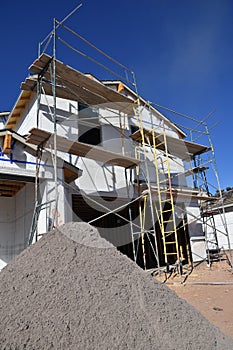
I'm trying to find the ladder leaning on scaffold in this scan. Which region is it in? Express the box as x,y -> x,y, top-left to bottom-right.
148,121 -> 181,269
132,99 -> 160,270
132,97 -> 182,271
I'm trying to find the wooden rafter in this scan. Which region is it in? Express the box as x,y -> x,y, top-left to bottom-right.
0,180 -> 26,197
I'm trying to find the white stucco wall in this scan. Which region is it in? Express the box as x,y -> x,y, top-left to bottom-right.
0,90 -> 189,269
15,183 -> 34,250
15,95 -> 79,140
186,201 -> 206,262
0,134 -> 67,268
0,197 -> 15,269
13,93 -> 186,199
0,183 -> 34,269
213,209 -> 233,250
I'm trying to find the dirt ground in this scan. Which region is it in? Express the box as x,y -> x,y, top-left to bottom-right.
1,223 -> 233,349
155,256 -> 233,339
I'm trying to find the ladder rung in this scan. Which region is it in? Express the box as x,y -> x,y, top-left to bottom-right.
158,187 -> 170,195
154,133 -> 164,139
158,179 -> 168,184
162,209 -> 173,213
160,199 -> 172,203
165,241 -> 177,245
156,142 -> 165,148
164,230 -> 175,234
159,188 -> 168,193
165,252 -> 178,256
163,220 -> 174,223
159,159 -> 168,165
155,134 -> 164,139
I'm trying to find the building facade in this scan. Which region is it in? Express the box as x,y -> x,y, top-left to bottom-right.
0,55 -> 225,270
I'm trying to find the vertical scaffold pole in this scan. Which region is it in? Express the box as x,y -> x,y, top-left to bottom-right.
129,206 -> 137,262
205,124 -> 232,267
52,18 -> 58,228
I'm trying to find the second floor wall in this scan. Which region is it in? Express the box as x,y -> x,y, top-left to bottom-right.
11,93 -> 187,195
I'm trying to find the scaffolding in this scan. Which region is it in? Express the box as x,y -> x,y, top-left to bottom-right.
18,4 -> 232,273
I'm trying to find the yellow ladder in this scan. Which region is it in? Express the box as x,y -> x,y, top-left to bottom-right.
133,99 -> 160,270
147,122 -> 181,266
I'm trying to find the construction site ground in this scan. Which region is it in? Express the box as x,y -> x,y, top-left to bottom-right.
155,256 -> 233,339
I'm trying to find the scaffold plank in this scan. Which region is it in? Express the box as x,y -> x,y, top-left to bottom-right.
26,128 -> 140,168
184,166 -> 209,176
29,54 -> 134,105
130,129 -> 211,159
141,187 -> 217,201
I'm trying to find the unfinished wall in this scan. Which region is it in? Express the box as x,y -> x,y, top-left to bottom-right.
0,197 -> 15,269
13,93 -> 186,200
0,183 -> 34,269
214,209 -> 233,250
186,201 -> 206,262
16,95 -> 78,143
0,137 -> 37,179
3,90 -> 191,271
130,107 -> 179,139
15,183 -> 34,251
14,96 -> 37,135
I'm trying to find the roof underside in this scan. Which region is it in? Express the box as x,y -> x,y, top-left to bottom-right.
0,180 -> 26,197
26,128 -> 139,169
5,90 -> 35,130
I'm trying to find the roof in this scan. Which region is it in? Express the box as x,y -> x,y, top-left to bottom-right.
26,128 -> 140,169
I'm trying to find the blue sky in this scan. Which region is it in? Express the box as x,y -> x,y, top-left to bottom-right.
0,0 -> 232,191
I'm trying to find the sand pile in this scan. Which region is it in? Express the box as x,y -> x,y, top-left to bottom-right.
0,222 -> 232,350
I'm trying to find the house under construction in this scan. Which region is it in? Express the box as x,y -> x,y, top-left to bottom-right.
0,15 -> 232,272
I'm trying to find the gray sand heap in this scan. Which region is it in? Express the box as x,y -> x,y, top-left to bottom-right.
0,222 -> 232,350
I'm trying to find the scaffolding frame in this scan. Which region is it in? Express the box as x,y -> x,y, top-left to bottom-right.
26,4 -> 232,272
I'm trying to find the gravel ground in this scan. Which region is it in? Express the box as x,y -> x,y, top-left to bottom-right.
0,222 -> 232,350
